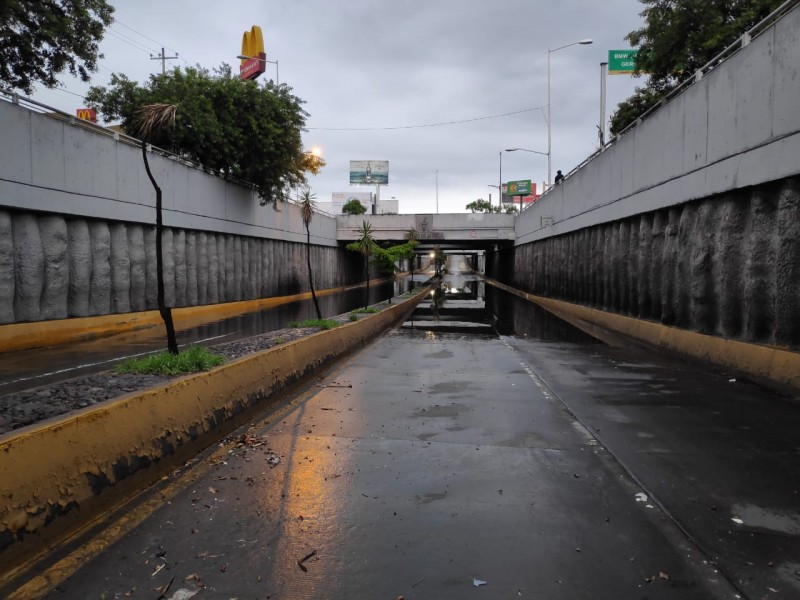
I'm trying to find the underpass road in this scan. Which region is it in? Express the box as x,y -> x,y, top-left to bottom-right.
37,324 -> 738,599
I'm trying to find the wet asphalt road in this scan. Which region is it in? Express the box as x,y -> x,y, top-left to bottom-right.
18,259 -> 799,599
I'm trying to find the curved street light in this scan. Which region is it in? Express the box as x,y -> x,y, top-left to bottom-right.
547,39 -> 592,186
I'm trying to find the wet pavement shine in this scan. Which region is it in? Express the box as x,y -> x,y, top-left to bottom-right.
11,257 -> 799,599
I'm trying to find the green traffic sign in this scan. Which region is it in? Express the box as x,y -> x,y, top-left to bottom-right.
608,49 -> 638,74
506,180 -> 531,196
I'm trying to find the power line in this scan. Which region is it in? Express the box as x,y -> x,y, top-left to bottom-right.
114,19 -> 179,55
105,29 -> 153,54
307,106 -> 546,131
108,26 -> 159,53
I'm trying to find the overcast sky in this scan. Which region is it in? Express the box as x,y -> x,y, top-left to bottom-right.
29,0 -> 648,214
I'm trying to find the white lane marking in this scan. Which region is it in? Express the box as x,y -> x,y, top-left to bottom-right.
500,335 -> 599,447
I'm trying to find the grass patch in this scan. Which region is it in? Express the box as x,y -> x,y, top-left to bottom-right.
272,336 -> 287,344
350,307 -> 379,314
287,319 -> 341,330
348,313 -> 359,321
114,345 -> 225,375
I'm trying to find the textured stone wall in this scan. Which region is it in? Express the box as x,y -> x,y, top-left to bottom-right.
488,176 -> 800,350
0,210 -> 360,325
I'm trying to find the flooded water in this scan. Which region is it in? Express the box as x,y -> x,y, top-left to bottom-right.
0,259 -> 600,396
402,257 -> 602,346
0,278 -> 413,396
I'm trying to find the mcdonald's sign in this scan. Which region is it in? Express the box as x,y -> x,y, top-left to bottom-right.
240,25 -> 266,80
76,108 -> 97,123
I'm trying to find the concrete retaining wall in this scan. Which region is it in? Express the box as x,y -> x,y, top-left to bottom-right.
0,96 -> 356,326
0,289 -> 427,581
489,176 -> 800,352
0,208 -> 361,325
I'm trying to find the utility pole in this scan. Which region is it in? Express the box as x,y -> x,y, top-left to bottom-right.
150,47 -> 179,75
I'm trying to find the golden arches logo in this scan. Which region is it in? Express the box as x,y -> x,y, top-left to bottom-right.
76,108 -> 97,122
241,25 -> 264,61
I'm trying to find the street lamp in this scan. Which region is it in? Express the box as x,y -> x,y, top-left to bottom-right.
547,39 -> 592,187
435,169 -> 439,214
236,54 -> 279,85
498,151 -> 502,210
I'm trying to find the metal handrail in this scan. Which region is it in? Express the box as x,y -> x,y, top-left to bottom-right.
539,0 -> 799,197
0,88 -> 333,217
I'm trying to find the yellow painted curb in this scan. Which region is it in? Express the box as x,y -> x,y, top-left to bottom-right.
0,288 -> 428,581
485,278 -> 800,394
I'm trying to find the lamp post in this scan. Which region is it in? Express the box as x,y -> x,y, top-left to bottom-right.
236,54 -> 279,85
498,151 -> 502,210
547,39 -> 592,187
435,169 -> 439,214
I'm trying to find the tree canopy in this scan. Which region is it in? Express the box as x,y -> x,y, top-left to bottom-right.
610,0 -> 783,135
341,199 -> 368,215
0,0 -> 114,94
86,65 -> 317,204
465,199 -> 495,213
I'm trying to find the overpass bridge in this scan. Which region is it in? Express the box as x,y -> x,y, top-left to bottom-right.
335,213 -> 515,251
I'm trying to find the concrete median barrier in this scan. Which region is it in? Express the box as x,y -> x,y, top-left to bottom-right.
0,288 -> 427,582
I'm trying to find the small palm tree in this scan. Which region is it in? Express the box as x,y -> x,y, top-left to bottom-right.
299,188 -> 322,319
135,103 -> 179,355
405,228 -> 419,288
348,220 -> 376,309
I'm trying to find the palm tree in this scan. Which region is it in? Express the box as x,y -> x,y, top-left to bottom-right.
135,103 -> 179,355
349,220 -> 376,309
405,228 -> 419,289
299,188 -> 322,319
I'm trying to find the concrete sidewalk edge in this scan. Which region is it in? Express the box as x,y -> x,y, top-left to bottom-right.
0,289 -> 427,582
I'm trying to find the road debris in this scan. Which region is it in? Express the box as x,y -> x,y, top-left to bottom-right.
731,517 -> 744,524
473,578 -> 487,587
167,590 -> 199,600
635,492 -> 648,503
155,576 -> 173,599
297,549 -> 318,572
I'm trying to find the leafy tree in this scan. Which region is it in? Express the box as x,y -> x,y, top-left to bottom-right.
341,198 -> 368,215
0,0 -> 113,94
346,221 -> 377,309
502,204 -> 519,214
372,240 -> 419,276
86,65 -> 313,204
465,198 -> 496,213
135,103 -> 180,355
299,188 -> 322,320
610,0 -> 783,135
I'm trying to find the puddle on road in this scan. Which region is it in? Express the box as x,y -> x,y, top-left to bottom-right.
730,503 -> 800,535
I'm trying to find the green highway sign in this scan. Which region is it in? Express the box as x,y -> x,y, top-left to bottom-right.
608,49 -> 638,74
506,180 -> 531,196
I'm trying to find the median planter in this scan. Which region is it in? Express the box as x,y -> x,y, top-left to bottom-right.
0,287 -> 428,581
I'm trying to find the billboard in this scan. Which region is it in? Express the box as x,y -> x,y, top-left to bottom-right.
350,160 -> 389,185
332,192 -> 372,214
501,182 -> 538,203
506,180 -> 532,196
